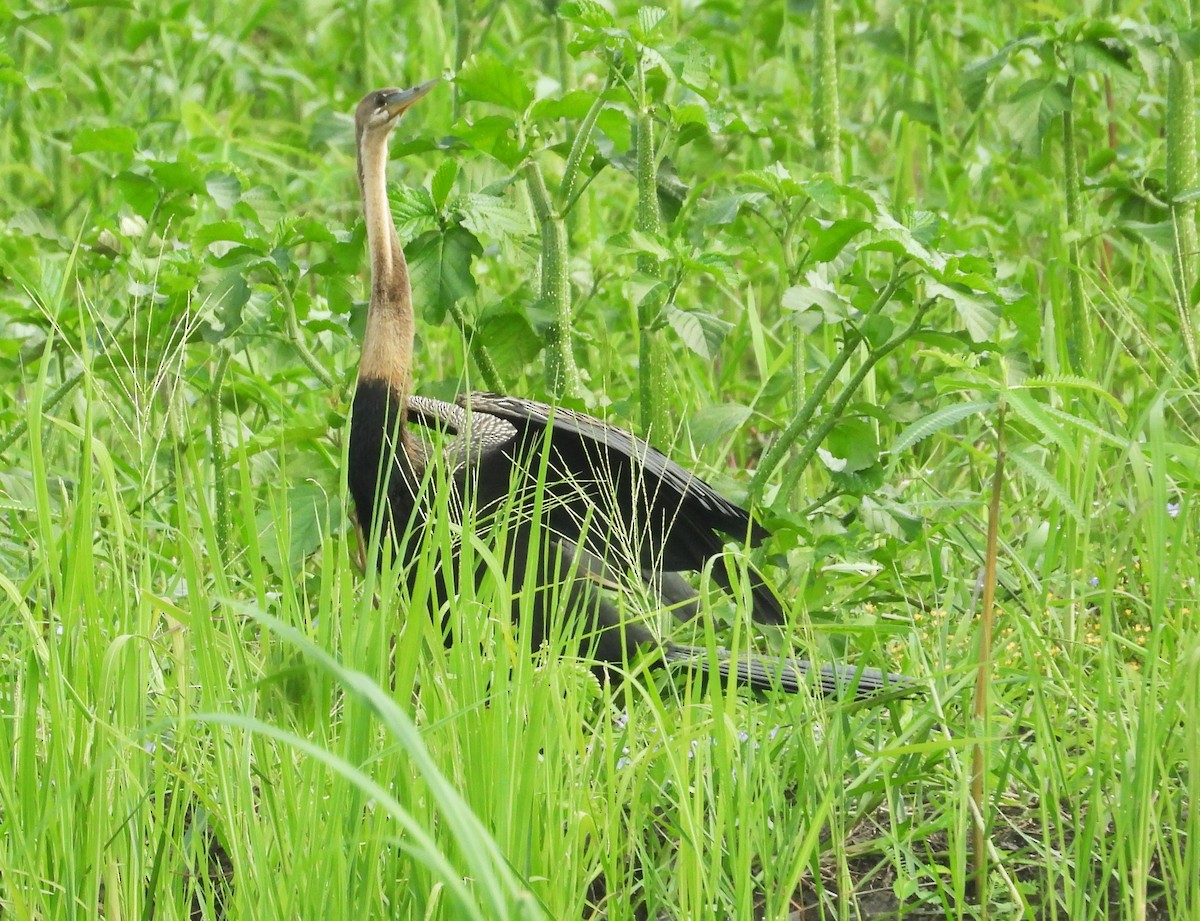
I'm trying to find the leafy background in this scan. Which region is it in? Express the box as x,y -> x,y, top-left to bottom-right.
1,0 -> 1197,918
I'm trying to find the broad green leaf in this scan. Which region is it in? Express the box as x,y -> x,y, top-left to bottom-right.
859,495 -> 923,540
532,90 -> 601,121
608,230 -> 672,262
809,218 -> 871,262
456,53 -> 533,113
454,115 -> 526,167
688,403 -> 753,445
408,226 -> 483,323
431,159 -> 458,210
476,308 -> 542,375
237,185 -> 285,227
390,186 -> 439,239
633,6 -> 668,42
665,306 -> 729,360
928,282 -> 1000,342
824,417 -> 879,474
999,78 -> 1070,156
865,209 -> 947,272
206,171 -> 242,209
194,221 -> 264,250
558,0 -> 616,29
782,282 -> 853,326
72,125 -> 137,156
456,193 -> 531,239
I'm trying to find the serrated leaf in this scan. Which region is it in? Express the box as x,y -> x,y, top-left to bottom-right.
781,282 -> 853,325
1007,448 -> 1084,524
866,209 -> 947,272
665,306 -> 730,360
999,78 -> 1070,156
390,186 -> 439,239
558,0 -> 616,29
206,171 -> 242,209
1015,375 -> 1127,417
928,282 -> 1000,342
454,115 -> 526,167
531,89 -> 600,121
891,400 -> 995,455
695,191 -> 755,225
634,6 -> 668,42
1006,389 -> 1076,458
456,193 -> 531,238
408,226 -> 482,323
608,230 -> 672,261
237,185 -> 285,227
456,52 -> 533,113
431,159 -> 458,210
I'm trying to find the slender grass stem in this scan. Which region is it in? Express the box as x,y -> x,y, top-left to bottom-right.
1166,51 -> 1200,372
972,401 -> 1006,912
1060,74 -> 1092,374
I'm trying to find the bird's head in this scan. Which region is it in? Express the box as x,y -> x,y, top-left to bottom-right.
354,79 -> 439,144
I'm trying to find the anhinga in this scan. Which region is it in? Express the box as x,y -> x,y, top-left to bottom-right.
347,82 -> 902,696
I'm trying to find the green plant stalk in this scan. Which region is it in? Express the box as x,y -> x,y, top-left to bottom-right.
1166,52 -> 1200,372
812,0 -> 842,184
750,274 -> 909,498
209,349 -> 232,563
1061,75 -> 1092,374
972,402 -> 1006,913
452,0 -> 474,121
635,61 -> 668,438
276,268 -> 337,390
447,301 -> 504,392
558,76 -> 610,211
524,159 -> 582,398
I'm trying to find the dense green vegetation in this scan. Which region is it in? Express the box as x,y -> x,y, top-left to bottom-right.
2,1 -> 1197,918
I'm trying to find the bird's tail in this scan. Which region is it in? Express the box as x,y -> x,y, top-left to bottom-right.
661,644 -> 913,699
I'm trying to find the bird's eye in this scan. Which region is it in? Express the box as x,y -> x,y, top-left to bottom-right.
375,92 -> 387,108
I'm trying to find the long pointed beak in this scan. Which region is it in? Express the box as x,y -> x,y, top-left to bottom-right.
383,79 -> 440,116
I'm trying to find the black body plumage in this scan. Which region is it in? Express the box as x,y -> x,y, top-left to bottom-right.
347,83 -> 908,698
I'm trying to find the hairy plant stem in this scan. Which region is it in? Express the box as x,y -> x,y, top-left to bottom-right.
1167,50 -> 1200,371
525,159 -> 582,398
634,60 -> 668,439
558,75 -> 610,211
448,302 -> 503,392
750,277 -> 919,499
812,0 -> 842,184
275,267 -> 336,390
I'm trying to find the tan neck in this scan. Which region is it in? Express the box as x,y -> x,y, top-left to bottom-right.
357,127 -> 415,395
